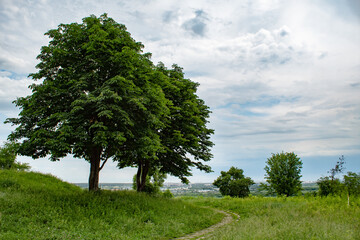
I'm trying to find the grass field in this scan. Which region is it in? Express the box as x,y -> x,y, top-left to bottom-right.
2,170 -> 359,239
182,195 -> 360,239
0,170 -> 223,239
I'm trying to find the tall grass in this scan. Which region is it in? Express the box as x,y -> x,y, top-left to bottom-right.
0,170 -> 223,239
183,196 -> 360,239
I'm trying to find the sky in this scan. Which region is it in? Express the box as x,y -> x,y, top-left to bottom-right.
0,0 -> 359,183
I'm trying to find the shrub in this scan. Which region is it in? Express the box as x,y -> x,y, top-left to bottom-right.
317,177 -> 343,196
132,168 -> 166,194
0,142 -> 30,171
162,189 -> 174,198
213,167 -> 254,197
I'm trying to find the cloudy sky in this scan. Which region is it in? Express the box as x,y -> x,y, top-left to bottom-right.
1,0 -> 359,183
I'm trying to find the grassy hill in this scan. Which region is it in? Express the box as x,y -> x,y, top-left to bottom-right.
0,170 -> 222,239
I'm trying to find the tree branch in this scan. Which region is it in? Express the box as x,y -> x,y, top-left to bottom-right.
99,158 -> 109,171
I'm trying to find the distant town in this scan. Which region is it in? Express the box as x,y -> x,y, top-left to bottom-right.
74,182 -> 319,197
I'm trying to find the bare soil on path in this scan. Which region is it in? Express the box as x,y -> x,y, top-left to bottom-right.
175,208 -> 240,240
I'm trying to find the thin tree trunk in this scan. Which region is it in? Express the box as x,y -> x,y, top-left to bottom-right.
136,162 -> 142,192
88,148 -> 101,191
141,161 -> 150,190
136,161 -> 150,192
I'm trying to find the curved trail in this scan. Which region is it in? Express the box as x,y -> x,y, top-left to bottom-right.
175,208 -> 240,240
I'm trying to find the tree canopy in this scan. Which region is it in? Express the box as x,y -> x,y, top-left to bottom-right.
117,63 -> 214,191
213,167 -> 254,197
6,14 -> 214,191
261,152 -> 302,196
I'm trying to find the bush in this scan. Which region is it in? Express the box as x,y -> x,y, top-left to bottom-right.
317,172 -> 360,197
132,168 -> 166,194
213,167 -> 254,198
316,156 -> 359,197
317,177 -> 343,196
162,189 -> 174,198
0,142 -> 30,170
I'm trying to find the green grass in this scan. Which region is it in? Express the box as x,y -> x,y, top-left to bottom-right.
182,195 -> 360,239
0,170 -> 223,239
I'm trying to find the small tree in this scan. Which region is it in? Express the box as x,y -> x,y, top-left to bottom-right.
261,152 -> 302,196
317,155 -> 346,197
317,177 -> 343,196
0,142 -> 30,170
213,167 -> 254,197
328,155 -> 345,181
343,172 -> 360,197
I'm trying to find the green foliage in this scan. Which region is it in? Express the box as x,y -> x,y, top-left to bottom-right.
213,167 -> 254,198
183,196 -> 360,239
317,177 -> 343,196
0,142 -> 30,170
344,172 -> 360,196
162,189 -> 174,198
316,156 -> 360,197
132,168 -> 166,194
6,14 -> 166,190
318,172 -> 360,197
6,14 -> 214,191
155,63 -> 214,183
0,170 -> 222,239
119,63 -> 214,188
262,152 -> 302,196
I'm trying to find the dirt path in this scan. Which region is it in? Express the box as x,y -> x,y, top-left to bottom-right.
175,208 -> 240,240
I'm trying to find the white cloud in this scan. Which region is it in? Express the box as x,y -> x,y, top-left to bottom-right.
0,0 -> 359,183
0,72 -> 32,116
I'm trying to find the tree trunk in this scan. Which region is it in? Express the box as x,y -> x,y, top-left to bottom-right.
88,148 -> 101,191
136,160 -> 150,192
136,163 -> 142,192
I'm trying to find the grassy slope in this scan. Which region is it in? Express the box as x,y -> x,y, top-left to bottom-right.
183,196 -> 360,240
0,170 -> 223,240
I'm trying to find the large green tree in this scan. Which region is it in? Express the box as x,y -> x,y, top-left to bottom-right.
6,14 -> 168,191
213,167 -> 254,197
118,63 -> 214,191
6,14 -> 214,191
261,152 -> 302,196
